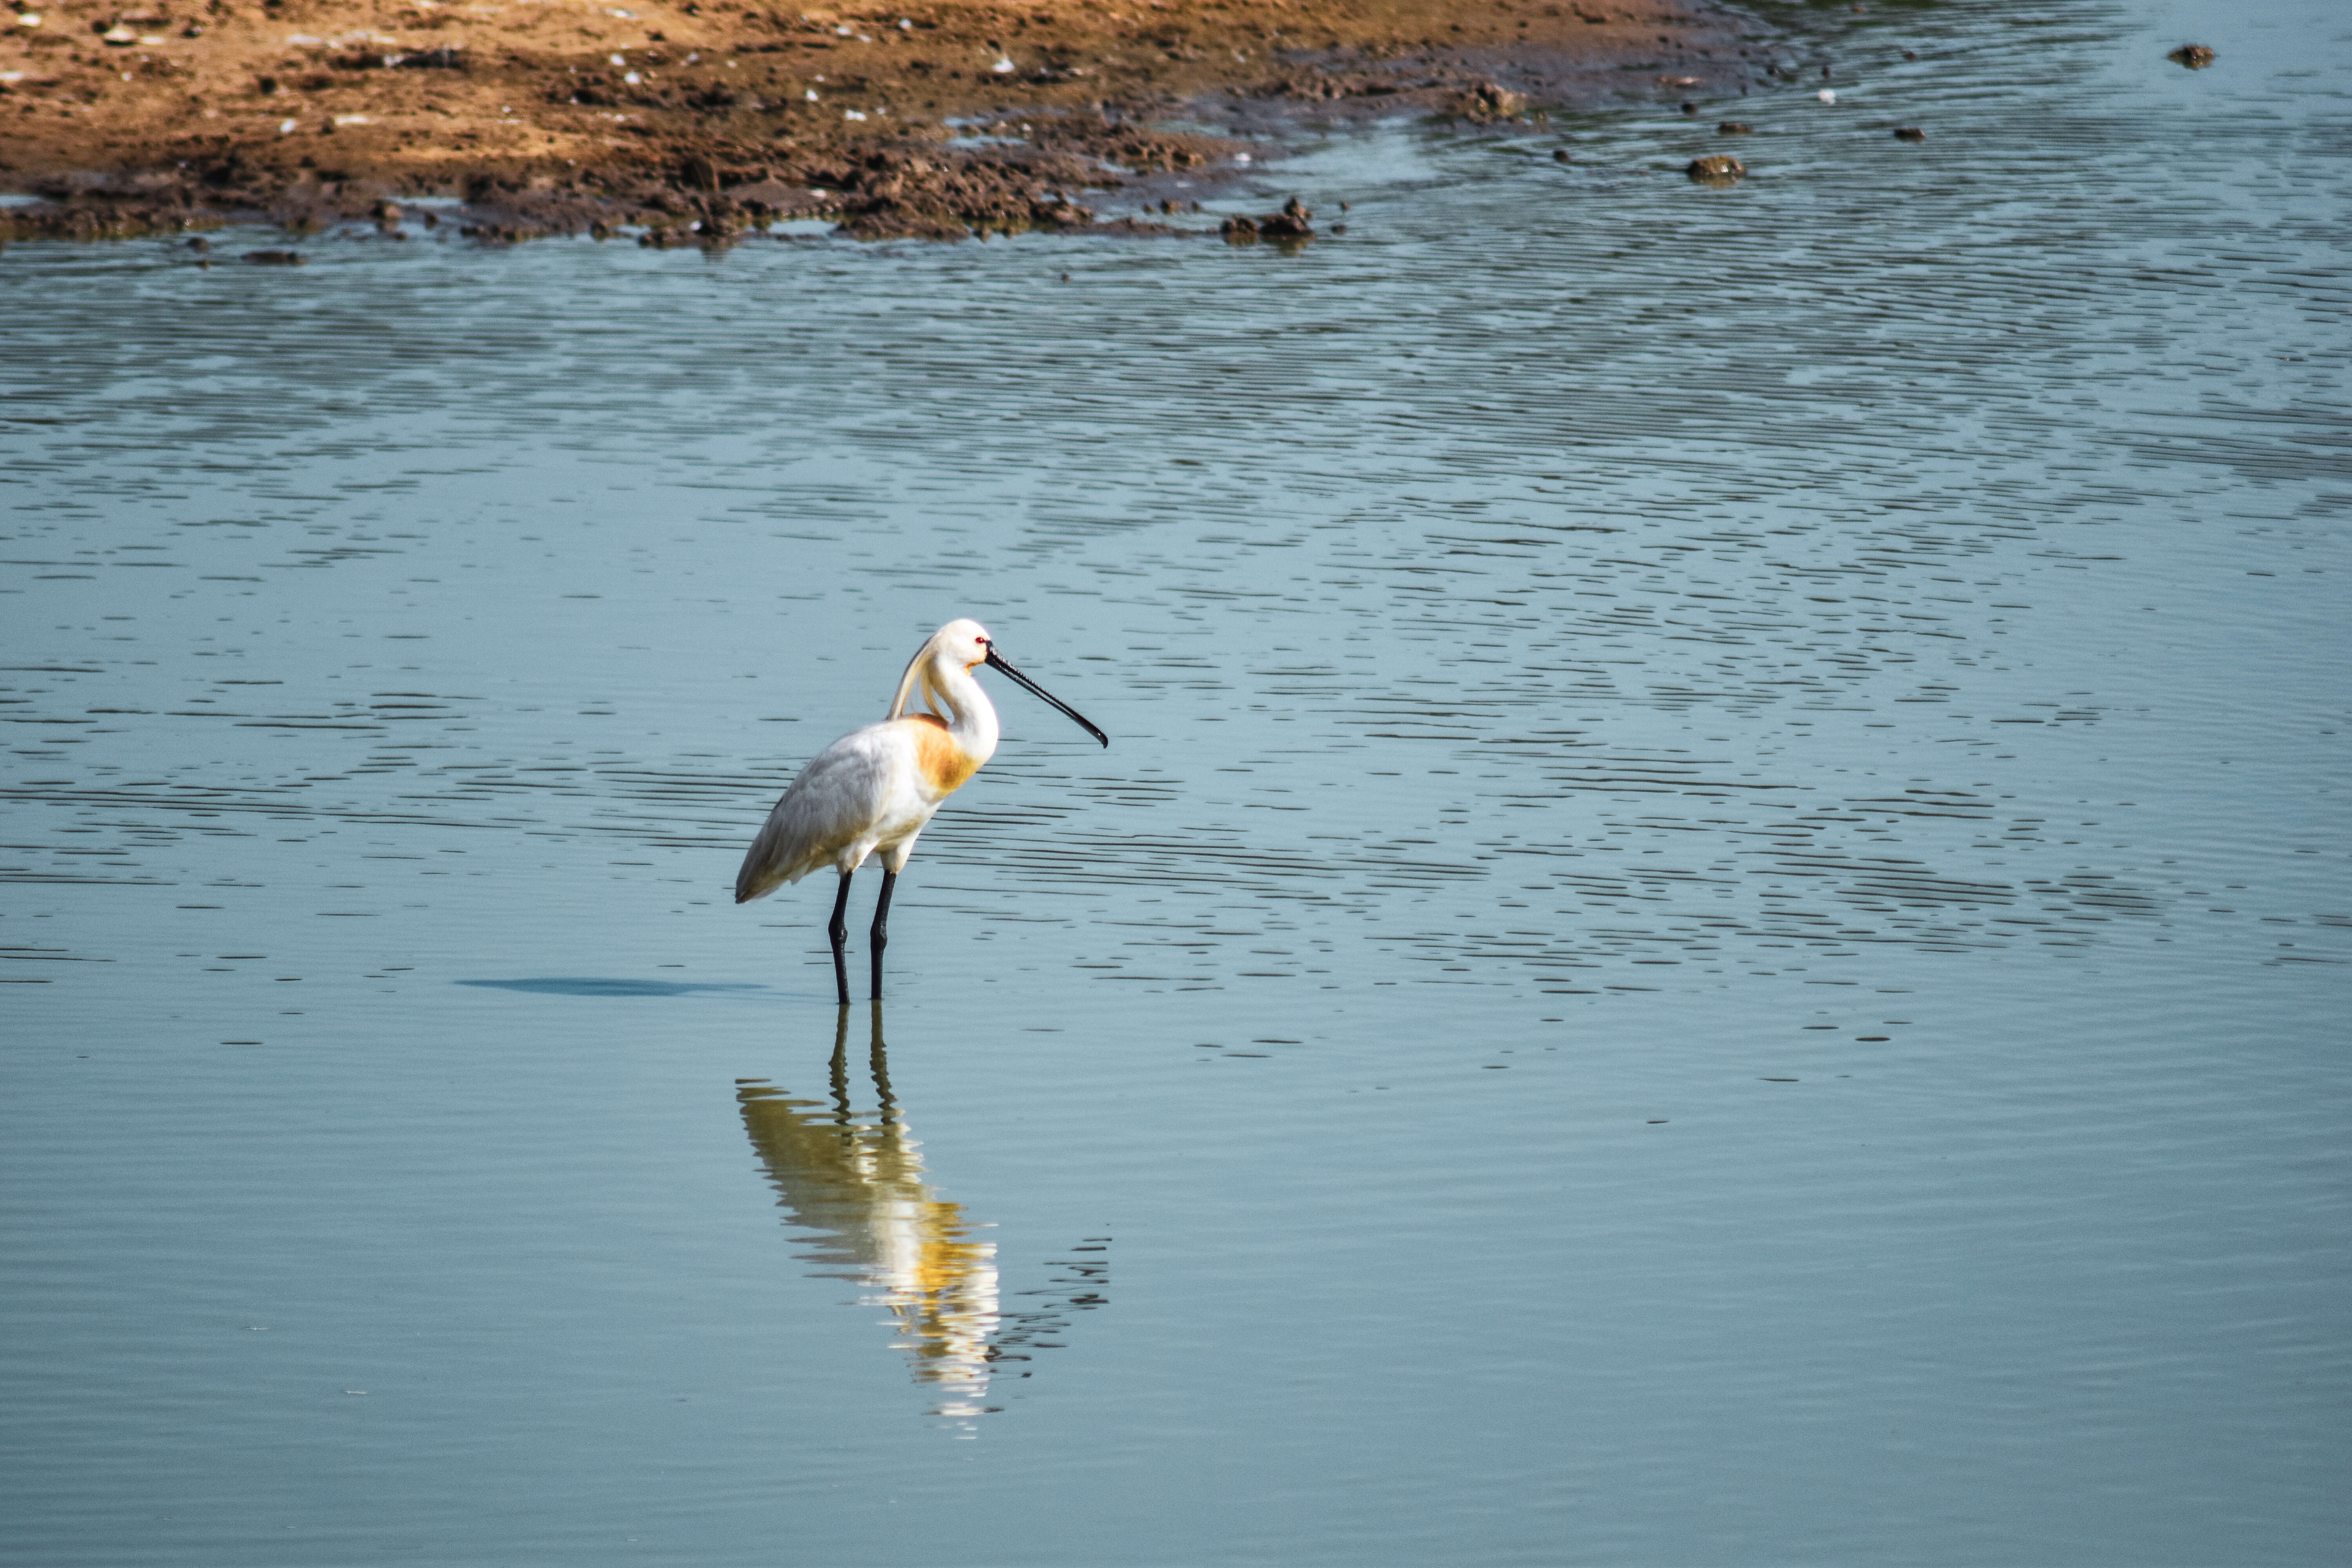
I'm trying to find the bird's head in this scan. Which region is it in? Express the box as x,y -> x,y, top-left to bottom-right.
900,617 -> 1107,747
935,618 -> 993,671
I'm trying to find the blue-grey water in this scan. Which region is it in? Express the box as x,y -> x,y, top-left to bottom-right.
3,0 -> 2347,1561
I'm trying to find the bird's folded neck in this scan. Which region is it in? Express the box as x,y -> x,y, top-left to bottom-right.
913,655 -> 999,764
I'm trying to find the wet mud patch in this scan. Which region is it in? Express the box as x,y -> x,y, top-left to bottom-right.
0,0 -> 1760,244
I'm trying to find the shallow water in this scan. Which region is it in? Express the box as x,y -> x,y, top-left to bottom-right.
4,0 -> 2348,1561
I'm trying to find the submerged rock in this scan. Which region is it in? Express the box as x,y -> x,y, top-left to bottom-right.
1686,154 -> 1745,185
243,249 -> 305,265
1893,125 -> 1926,141
2167,44 -> 2216,68
1718,121 -> 1754,134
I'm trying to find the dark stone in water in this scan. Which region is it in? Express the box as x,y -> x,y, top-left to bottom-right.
1680,101 -> 1698,114
1686,154 -> 1745,184
243,249 -> 305,265
187,236 -> 211,253
1893,125 -> 1926,141
1224,197 -> 1314,242
1553,148 -> 1572,162
1258,194 -> 1314,237
2167,44 -> 2216,68
1718,121 -> 1753,134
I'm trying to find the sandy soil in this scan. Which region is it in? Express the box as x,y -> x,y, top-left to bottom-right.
0,0 -> 1768,243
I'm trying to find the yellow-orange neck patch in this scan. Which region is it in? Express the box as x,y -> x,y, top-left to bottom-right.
901,713 -> 982,795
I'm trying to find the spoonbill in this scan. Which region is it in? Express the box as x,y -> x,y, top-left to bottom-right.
735,619 -> 1107,1004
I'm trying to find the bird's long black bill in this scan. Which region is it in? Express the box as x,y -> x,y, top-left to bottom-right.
985,647 -> 1109,748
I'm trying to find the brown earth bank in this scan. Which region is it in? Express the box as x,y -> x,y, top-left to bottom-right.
0,0 -> 1781,244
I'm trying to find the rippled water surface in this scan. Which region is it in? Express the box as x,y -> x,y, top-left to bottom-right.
4,0 -> 2348,1561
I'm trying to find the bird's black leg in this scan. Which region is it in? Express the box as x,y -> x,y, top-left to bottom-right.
868,869 -> 898,1002
827,871 -> 854,1008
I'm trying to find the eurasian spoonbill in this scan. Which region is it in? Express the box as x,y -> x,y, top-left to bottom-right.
735,619 -> 1106,1004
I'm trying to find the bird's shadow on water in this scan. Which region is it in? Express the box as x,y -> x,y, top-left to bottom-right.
457,977 -> 769,998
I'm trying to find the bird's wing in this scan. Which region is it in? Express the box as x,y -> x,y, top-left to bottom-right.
734,729 -> 902,904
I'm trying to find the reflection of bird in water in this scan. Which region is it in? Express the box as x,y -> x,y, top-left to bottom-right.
733,619 -> 1107,1005
736,1005 -> 1109,1423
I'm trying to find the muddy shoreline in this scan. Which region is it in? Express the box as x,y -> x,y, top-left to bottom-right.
1,0 -> 1787,244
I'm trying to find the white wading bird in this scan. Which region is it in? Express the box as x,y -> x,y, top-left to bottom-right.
735,619 -> 1107,1004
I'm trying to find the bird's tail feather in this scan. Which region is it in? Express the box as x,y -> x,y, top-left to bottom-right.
735,809 -> 801,903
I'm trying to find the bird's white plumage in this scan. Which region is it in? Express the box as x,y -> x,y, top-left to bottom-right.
735,620 -> 1001,904
734,719 -> 935,898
